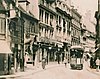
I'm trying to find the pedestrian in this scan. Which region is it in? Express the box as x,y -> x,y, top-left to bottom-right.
90,57 -> 93,68
24,52 -> 28,68
42,58 -> 46,69
96,57 -> 100,72
63,57 -> 67,68
57,54 -> 60,64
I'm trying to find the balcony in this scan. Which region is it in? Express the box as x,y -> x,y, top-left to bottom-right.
39,36 -> 50,44
39,22 -> 54,31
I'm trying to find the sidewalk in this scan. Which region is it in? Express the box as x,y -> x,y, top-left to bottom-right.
0,62 -> 61,79
85,60 -> 100,76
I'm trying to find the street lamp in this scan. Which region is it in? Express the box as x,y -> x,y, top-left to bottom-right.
49,47 -> 52,50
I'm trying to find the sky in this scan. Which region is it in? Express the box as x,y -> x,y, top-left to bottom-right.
71,0 -> 98,21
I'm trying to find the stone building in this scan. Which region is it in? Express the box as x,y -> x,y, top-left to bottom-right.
95,0 -> 100,58
81,14 -> 96,53
0,0 -> 12,75
31,0 -> 72,64
71,8 -> 82,45
0,0 -> 39,74
55,0 -> 72,62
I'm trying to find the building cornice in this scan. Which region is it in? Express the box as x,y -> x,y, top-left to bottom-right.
55,7 -> 72,20
39,4 -> 57,15
71,8 -> 82,19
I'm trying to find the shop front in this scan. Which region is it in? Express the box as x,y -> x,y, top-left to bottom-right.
0,40 -> 12,75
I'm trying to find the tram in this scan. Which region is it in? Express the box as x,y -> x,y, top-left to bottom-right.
70,45 -> 84,70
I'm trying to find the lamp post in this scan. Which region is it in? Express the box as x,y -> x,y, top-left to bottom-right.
48,47 -> 52,63
57,48 -> 60,64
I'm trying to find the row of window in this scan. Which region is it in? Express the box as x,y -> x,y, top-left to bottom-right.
39,9 -> 54,25
39,27 -> 53,38
71,38 -> 80,46
71,26 -> 80,37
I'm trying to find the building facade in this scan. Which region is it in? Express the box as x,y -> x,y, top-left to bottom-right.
81,15 -> 96,53
95,0 -> 100,58
0,0 -> 39,74
55,0 -> 72,62
30,0 -> 72,64
71,8 -> 82,46
0,0 -> 13,75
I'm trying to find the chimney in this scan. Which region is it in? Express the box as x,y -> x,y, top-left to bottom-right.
18,0 -> 30,13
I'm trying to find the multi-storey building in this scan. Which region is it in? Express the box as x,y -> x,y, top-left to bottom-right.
0,0 -> 14,75
32,0 -> 72,64
81,15 -> 96,53
0,0 -> 39,74
37,0 -> 57,63
95,0 -> 100,58
71,8 -> 82,45
80,12 -> 96,61
55,0 -> 72,62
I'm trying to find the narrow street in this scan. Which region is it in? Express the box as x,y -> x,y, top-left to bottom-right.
0,0 -> 99,79
11,62 -> 100,79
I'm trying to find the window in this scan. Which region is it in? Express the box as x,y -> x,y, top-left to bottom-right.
45,12 -> 49,24
63,19 -> 66,27
50,15 -> 53,26
59,16 -> 61,25
0,18 -> 6,34
67,21 -> 71,35
39,9 -> 44,22
30,22 -> 35,33
49,30 -> 53,38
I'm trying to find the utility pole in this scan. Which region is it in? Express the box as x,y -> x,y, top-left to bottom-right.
20,16 -> 25,71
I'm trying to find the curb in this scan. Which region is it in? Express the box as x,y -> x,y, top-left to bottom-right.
86,67 -> 100,76
86,61 -> 100,76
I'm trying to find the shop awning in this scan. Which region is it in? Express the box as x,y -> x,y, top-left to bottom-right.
0,40 -> 12,54
87,53 -> 92,58
94,48 -> 100,53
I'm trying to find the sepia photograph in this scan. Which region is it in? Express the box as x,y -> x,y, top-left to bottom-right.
0,0 -> 100,79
